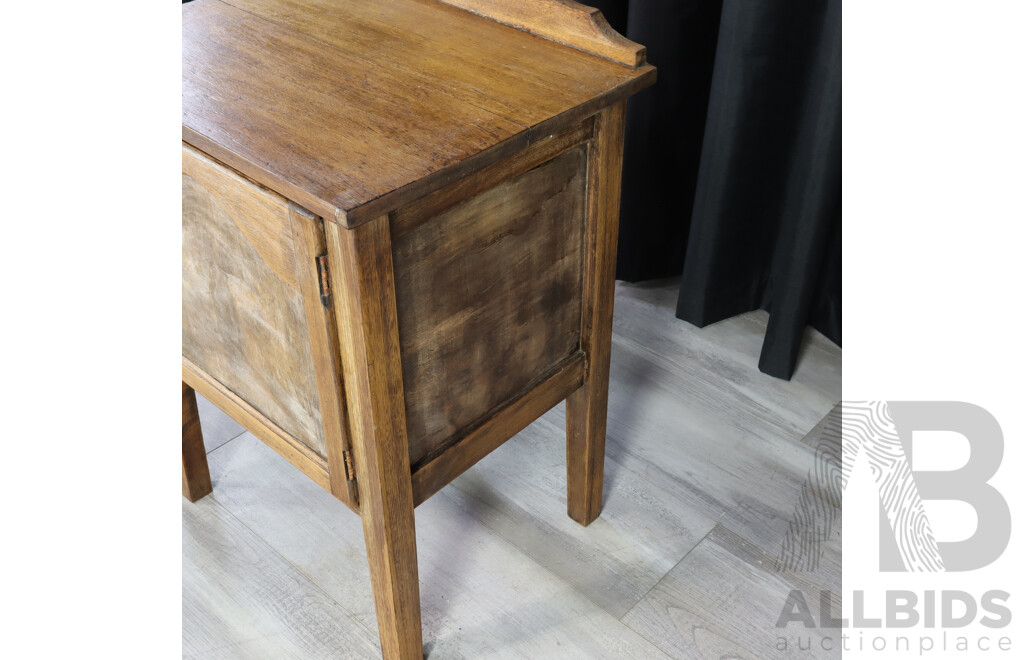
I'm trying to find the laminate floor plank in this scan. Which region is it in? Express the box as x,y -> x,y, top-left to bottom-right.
444,414 -> 718,618
621,521 -> 841,660
602,352 -> 827,554
204,433 -> 670,659
613,280 -> 840,435
182,497 -> 380,659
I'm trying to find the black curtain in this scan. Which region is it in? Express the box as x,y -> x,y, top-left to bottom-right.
593,0 -> 841,380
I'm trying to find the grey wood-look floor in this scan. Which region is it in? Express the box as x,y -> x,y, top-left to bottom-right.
183,278 -> 842,659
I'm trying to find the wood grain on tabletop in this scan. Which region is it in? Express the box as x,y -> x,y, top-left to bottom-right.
182,0 -> 654,226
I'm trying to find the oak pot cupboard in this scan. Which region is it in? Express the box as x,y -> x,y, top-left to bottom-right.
181,0 -> 655,656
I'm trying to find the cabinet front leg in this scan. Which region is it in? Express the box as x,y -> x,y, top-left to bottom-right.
327,217 -> 423,659
182,382 -> 213,502
360,481 -> 422,660
567,101 -> 626,527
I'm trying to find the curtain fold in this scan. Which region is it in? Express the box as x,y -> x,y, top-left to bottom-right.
596,0 -> 842,380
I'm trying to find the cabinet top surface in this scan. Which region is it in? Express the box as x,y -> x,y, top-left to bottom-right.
182,0 -> 654,226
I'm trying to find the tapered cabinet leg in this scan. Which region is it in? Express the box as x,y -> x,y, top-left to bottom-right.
326,217 -> 424,659
182,382 -> 213,502
567,379 -> 610,526
567,102 -> 626,527
360,489 -> 422,660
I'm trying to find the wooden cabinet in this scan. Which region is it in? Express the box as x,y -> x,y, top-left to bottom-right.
182,0 -> 654,656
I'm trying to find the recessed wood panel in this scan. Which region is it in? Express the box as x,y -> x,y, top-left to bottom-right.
392,146 -> 587,468
182,148 -> 327,458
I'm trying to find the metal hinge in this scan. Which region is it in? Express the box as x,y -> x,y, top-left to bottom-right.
342,449 -> 356,482
316,253 -> 331,307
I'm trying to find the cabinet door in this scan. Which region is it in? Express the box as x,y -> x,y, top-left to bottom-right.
182,143 -> 353,505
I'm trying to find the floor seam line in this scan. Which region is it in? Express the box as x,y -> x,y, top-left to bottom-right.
618,524 -> 715,623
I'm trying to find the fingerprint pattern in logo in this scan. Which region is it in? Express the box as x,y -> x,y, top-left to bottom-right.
779,401 -> 946,572
779,406 -> 842,572
842,401 -> 944,572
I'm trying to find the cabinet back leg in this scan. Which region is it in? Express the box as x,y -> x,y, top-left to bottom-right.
182,382 -> 213,502
566,381 -> 609,526
566,102 -> 625,527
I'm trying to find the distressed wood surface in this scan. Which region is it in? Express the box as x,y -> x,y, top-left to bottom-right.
392,147 -> 587,469
182,145 -> 302,289
566,102 -> 626,526
183,145 -> 326,459
185,279 -> 842,657
326,218 -> 423,659
182,0 -> 654,226
182,383 -> 213,502
436,0 -> 647,66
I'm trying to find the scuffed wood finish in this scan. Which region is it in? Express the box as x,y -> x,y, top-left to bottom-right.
182,145 -> 327,459
182,382 -> 213,502
325,218 -> 423,660
411,352 -> 585,506
392,147 -> 587,468
183,0 -> 654,226
566,102 -> 627,526
436,0 -> 647,66
290,206 -> 358,507
183,358 -> 334,496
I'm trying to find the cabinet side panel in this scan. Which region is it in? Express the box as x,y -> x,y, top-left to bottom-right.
392,146 -> 586,468
183,150 -> 327,458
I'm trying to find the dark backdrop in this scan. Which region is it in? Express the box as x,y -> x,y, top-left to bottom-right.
592,0 -> 841,380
